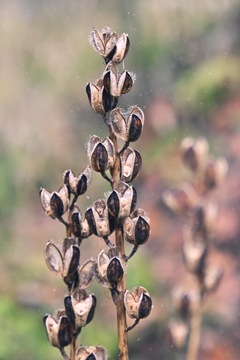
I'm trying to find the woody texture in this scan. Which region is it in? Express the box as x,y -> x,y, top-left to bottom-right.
40,26 -> 152,360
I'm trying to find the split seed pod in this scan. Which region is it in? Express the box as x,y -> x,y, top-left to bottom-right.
124,286 -> 152,321
88,135 -> 116,173
86,79 -> 118,115
172,288 -> 201,318
71,206 -> 93,239
109,106 -> 144,143
85,199 -> 115,238
111,32 -> 130,64
202,265 -> 223,292
44,240 -> 80,290
162,182 -> 199,216
64,288 -> 96,337
103,63 -> 135,97
43,310 -> 71,349
75,346 -> 108,360
63,166 -> 91,196
166,320 -> 188,349
182,229 -> 207,275
94,248 -> 124,288
78,258 -> 95,289
120,147 -> 142,183
124,208 -> 150,246
107,182 -> 137,220
180,137 -> 209,172
40,185 -> 69,219
203,156 -> 228,190
89,26 -> 118,64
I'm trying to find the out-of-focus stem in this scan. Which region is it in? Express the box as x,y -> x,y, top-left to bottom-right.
186,307 -> 201,360
115,226 -> 129,360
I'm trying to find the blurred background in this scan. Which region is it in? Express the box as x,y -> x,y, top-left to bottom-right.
1,0 -> 240,359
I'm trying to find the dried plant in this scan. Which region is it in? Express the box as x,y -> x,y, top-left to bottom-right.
163,137 -> 228,360
40,26 -> 152,360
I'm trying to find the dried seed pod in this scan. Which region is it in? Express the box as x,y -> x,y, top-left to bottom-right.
86,79 -> 118,115
111,32 -> 130,64
166,320 -> 188,349
103,63 -> 135,97
78,258 -> 95,289
107,182 -> 137,220
75,345 -> 108,360
109,106 -> 144,142
40,185 -> 69,219
85,199 -> 115,238
43,310 -> 71,349
192,202 -> 219,237
124,286 -> 152,322
202,265 -> 223,292
172,287 -> 201,317
44,240 -> 80,290
64,288 -> 96,337
124,208 -> 150,246
89,26 -> 118,64
94,248 -> 125,288
203,156 -> 228,190
88,135 -> 116,173
63,166 -> 91,196
182,229 -> 207,275
120,147 -> 142,183
162,182 -> 199,216
72,207 -> 93,239
180,137 -> 209,172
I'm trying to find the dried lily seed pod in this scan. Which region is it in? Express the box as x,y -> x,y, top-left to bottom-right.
182,229 -> 207,275
40,185 -> 69,219
172,287 -> 201,317
124,286 -> 152,320
63,166 -> 91,196
85,199 -> 115,238
203,156 -> 228,190
166,320 -> 188,349
103,63 -> 135,97
86,79 -> 118,115
192,202 -> 219,237
180,137 -> 209,172
78,258 -> 95,289
120,147 -> 142,183
202,265 -> 223,292
89,26 -> 118,64
43,310 -> 71,349
64,288 -> 96,337
44,241 -> 80,290
162,182 -> 199,216
72,207 -> 93,239
75,345 -> 108,360
94,248 -> 124,288
107,182 -> 137,220
124,208 -> 150,246
109,106 -> 144,143
111,32 -> 130,64
88,135 -> 116,173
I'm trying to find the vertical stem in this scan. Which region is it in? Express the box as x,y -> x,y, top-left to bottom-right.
115,226 -> 129,360
70,337 -> 76,360
186,307 -> 201,360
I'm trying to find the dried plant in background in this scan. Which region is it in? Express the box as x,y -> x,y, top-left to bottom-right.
163,137 -> 228,360
39,26 -> 152,360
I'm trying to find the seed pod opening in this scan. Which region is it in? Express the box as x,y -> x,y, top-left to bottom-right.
40,185 -> 69,219
109,106 -> 144,143
88,136 -> 115,173
124,208 -> 150,246
120,147 -> 142,183
107,182 -> 137,220
203,156 -> 228,190
124,286 -> 152,320
180,137 -> 209,172
86,81 -> 118,115
43,312 -> 71,349
89,26 -> 118,64
75,345 -> 108,360
63,166 -> 91,196
112,32 -> 130,64
78,258 -> 95,289
103,66 -> 135,97
85,199 -> 115,238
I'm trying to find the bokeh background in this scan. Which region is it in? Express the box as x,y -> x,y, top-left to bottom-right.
1,0 -> 240,359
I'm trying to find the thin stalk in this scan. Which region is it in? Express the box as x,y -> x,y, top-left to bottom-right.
186,303 -> 202,360
70,336 -> 76,360
115,225 -> 129,360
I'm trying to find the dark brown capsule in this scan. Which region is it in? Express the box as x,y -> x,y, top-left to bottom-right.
43,313 -> 72,349
107,257 -> 124,285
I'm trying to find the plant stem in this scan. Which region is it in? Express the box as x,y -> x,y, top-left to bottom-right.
115,225 -> 129,360
186,307 -> 201,360
70,337 -> 76,360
